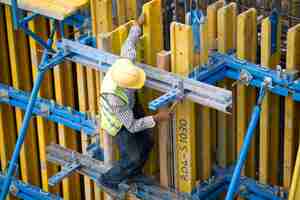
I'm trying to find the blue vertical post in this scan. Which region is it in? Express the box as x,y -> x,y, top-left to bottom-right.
0,70 -> 45,200
225,87 -> 266,200
11,0 -> 19,29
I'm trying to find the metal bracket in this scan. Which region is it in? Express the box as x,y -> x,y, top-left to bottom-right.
232,69 -> 253,87
60,39 -> 233,113
0,83 -> 98,135
193,167 -> 287,200
0,88 -> 9,101
0,172 -> 63,200
148,80 -> 185,111
86,135 -> 104,161
48,154 -> 81,186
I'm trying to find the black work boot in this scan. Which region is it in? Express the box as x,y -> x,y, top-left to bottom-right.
96,175 -> 126,200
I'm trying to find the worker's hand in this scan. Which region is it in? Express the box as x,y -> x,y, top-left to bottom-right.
137,13 -> 145,26
153,110 -> 171,122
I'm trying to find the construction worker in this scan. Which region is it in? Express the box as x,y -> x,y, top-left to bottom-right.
98,15 -> 171,190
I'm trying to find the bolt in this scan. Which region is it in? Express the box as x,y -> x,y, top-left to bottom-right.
0,89 -> 8,99
9,184 -> 18,195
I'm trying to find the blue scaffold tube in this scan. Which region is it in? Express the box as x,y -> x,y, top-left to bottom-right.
225,105 -> 262,200
0,70 -> 45,200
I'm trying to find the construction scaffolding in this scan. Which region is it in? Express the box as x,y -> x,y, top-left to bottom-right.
0,0 -> 300,200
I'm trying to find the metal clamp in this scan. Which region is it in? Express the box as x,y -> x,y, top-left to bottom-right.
0,88 -> 9,99
232,69 -> 253,87
148,80 -> 185,111
39,102 -> 50,116
48,154 -> 81,186
9,184 -> 18,196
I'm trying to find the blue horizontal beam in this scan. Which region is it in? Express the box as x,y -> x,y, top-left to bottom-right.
192,166 -> 287,200
0,173 -> 62,200
0,83 -> 97,135
148,89 -> 180,111
210,53 -> 300,101
192,176 -> 228,200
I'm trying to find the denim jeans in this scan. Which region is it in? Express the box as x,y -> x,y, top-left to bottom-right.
100,100 -> 154,189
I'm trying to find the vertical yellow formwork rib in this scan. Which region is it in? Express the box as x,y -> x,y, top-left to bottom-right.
117,0 -> 126,25
126,0 -> 138,20
28,17 -> 60,193
109,21 -> 133,54
90,0 -> 113,37
236,8 -> 257,178
4,6 -> 41,186
0,5 -> 17,200
142,0 -> 163,175
206,1 -> 223,163
217,2 -> 237,167
53,29 -> 81,200
171,22 -> 196,192
98,33 -> 118,200
199,19 -> 212,180
87,60 -> 99,199
260,16 -> 281,185
143,0 -> 163,66
90,1 -> 113,198
76,63 -> 95,200
284,25 -> 300,190
207,1 -> 224,51
157,50 -> 171,187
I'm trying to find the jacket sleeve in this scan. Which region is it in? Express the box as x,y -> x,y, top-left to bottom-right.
120,24 -> 141,61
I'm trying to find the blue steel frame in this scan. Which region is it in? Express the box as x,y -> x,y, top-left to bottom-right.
0,83 -> 98,135
1,2 -> 290,199
0,1 -> 94,199
192,167 -> 287,200
0,22 -> 64,199
10,0 -> 88,50
0,173 -> 62,200
150,50 -> 300,199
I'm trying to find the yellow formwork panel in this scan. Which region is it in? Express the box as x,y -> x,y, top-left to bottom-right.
142,0 -> 163,66
117,0 -> 126,25
171,22 -> 196,193
53,29 -> 81,200
142,0 -> 163,175
206,1 -> 223,163
53,69 -> 82,200
0,5 -> 17,200
86,60 -> 100,200
109,21 -> 133,54
0,0 -> 88,20
207,0 -> 224,50
236,8 -> 257,179
126,0 -> 137,20
76,65 -> 96,200
4,6 -> 41,186
260,16 -> 281,185
198,19 -> 212,180
157,50 -> 171,187
284,25 -> 300,190
90,0 -> 112,36
28,16 -> 60,193
217,2 -> 236,167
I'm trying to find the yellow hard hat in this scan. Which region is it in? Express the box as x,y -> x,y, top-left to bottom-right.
111,58 -> 146,89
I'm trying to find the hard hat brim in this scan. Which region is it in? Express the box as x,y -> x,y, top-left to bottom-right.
111,60 -> 146,89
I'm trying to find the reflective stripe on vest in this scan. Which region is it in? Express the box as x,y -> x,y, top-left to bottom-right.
100,71 -> 129,136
